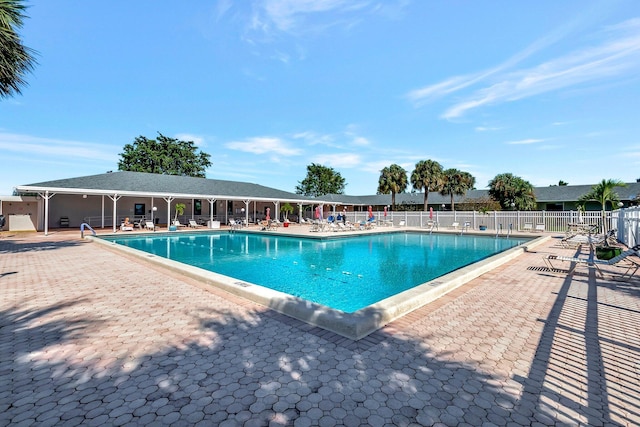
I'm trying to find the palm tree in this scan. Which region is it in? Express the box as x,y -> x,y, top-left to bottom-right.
440,169 -> 476,211
0,0 -> 37,98
410,160 -> 444,211
377,164 -> 408,210
488,173 -> 537,210
578,179 -> 626,233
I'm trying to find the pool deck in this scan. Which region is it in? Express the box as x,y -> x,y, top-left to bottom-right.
1,226 -> 639,426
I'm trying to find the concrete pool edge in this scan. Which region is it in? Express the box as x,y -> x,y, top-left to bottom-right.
88,233 -> 551,341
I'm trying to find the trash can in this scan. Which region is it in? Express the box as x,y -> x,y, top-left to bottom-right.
155,218 -> 160,225
0,214 -> 5,228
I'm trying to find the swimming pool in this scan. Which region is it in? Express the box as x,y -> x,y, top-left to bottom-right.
101,231 -> 532,313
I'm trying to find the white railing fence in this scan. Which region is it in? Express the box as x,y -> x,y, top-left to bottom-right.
83,209 -> 640,247
349,210 -> 610,234
616,206 -> 640,248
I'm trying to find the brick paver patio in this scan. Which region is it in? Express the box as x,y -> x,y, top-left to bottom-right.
1,230 -> 638,426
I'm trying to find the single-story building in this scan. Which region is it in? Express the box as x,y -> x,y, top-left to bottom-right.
2,171 -> 639,232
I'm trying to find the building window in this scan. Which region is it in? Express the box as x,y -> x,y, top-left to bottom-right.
194,200 -> 202,216
134,203 -> 145,216
546,203 -> 563,211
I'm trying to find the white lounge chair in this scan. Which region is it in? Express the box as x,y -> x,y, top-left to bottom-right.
339,222 -> 355,231
543,244 -> 640,279
561,229 -> 617,248
535,223 -> 545,232
522,222 -> 533,232
144,221 -> 156,230
188,219 -> 201,228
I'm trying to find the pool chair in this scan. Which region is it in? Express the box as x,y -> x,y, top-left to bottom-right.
144,221 -> 157,231
560,229 -> 616,249
535,223 -> 545,232
120,218 -> 135,231
522,222 -> 533,232
543,244 -> 640,279
339,222 -> 355,231
173,220 -> 186,228
188,219 -> 201,228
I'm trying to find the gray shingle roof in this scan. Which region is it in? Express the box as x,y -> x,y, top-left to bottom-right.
18,171 -> 317,202
16,171 -> 640,206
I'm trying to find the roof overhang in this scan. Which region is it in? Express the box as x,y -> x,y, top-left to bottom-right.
14,185 -> 333,205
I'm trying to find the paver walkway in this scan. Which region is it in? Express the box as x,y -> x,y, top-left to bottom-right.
1,231 -> 638,426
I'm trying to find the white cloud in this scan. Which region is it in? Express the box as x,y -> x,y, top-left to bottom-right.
225,136 -> 302,156
352,136 -> 370,146
292,131 -> 335,146
242,0 -> 407,41
175,133 -> 206,146
475,126 -> 502,132
443,19 -> 640,119
344,124 -> 371,146
505,138 -> 545,145
258,0 -> 370,33
408,17 -> 640,120
312,153 -> 361,168
0,133 -> 118,163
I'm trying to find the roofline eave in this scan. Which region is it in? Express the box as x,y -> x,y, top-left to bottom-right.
14,185 -> 322,204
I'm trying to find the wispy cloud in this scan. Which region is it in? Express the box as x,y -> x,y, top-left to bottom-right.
408,17 -> 640,120
292,127 -> 371,148
225,136 -> 302,156
175,133 -> 206,147
0,133 -> 118,163
292,131 -> 335,146
505,138 -> 545,145
344,124 -> 371,146
406,13 -> 580,106
313,153 -> 361,168
234,0 -> 407,43
475,126 -> 502,132
255,0 -> 370,34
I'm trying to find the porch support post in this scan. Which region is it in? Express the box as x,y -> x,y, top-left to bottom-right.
207,198 -> 216,227
243,200 -> 250,225
37,190 -> 56,236
164,197 -> 175,229
107,194 -> 122,233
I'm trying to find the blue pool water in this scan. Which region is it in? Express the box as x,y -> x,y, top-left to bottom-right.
103,231 -> 530,313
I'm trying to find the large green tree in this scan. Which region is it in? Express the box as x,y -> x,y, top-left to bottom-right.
118,133 -> 212,177
378,164 -> 408,210
440,168 -> 475,211
578,179 -> 626,233
295,163 -> 346,197
0,0 -> 37,98
410,159 -> 444,211
488,173 -> 537,210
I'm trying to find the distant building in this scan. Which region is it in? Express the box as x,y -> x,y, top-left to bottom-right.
1,171 -> 638,232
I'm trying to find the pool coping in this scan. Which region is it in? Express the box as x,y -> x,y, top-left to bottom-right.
89,231 -> 551,341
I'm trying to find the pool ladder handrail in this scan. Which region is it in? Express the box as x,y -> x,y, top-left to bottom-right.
496,223 -> 513,238
460,221 -> 471,235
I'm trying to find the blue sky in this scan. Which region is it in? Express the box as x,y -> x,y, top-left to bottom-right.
2,0 -> 640,196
